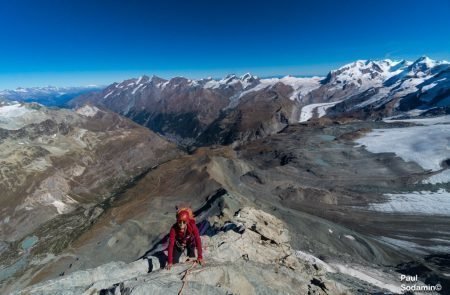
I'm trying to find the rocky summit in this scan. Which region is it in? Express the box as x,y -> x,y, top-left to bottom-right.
12,206 -> 402,295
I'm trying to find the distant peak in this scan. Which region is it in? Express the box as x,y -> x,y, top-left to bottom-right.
149,75 -> 165,82
409,56 -> 439,73
134,75 -> 150,84
169,76 -> 188,82
240,73 -> 258,81
355,59 -> 369,65
415,56 -> 433,63
222,74 -> 238,84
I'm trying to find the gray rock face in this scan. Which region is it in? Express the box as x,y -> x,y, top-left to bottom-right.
14,207 -> 353,295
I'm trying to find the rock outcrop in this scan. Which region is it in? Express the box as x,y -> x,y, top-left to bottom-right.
14,207 -> 353,295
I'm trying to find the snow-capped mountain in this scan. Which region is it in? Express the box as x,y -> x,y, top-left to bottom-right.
305,56 -> 450,120
69,56 -> 450,145
69,73 -> 323,146
71,73 -> 322,110
0,85 -> 102,107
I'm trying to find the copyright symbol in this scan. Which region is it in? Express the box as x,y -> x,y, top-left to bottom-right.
436,283 -> 442,291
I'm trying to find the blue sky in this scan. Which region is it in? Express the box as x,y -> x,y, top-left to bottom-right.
0,0 -> 449,89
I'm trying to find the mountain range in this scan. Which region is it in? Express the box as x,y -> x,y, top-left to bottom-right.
69,56 -> 450,147
1,57 -> 450,294
0,86 -> 102,107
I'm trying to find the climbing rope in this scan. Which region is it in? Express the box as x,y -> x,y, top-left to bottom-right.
178,261 -> 198,295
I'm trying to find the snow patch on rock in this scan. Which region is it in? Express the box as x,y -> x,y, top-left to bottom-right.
423,169 -> 450,184
344,235 -> 355,241
239,76 -> 322,101
17,174 -> 78,215
75,105 -> 99,117
299,100 -> 343,122
368,189 -> 450,215
0,103 -> 45,130
355,118 -> 450,171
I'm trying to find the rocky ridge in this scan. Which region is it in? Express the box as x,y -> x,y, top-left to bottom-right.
14,207 -> 404,295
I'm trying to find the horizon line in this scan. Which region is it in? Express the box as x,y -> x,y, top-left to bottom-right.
0,54 -> 448,90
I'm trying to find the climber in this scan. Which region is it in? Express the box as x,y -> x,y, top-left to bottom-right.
165,208 -> 203,270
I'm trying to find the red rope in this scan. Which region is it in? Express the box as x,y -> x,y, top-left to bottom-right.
178,261 -> 197,295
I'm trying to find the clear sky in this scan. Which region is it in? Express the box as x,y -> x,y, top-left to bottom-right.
0,0 -> 449,89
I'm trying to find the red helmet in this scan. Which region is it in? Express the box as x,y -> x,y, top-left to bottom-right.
177,209 -> 190,222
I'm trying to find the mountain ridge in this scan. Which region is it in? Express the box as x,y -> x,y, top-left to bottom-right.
69,56 -> 450,147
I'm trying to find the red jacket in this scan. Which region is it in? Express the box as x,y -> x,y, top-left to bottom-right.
167,220 -> 202,264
